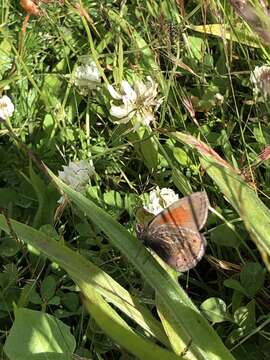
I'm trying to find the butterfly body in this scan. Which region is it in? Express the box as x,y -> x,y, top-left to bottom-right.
136,191 -> 209,272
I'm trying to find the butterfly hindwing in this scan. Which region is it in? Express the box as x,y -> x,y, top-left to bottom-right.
143,224 -> 206,272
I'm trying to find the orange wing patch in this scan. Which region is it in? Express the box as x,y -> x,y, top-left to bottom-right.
151,207 -> 192,227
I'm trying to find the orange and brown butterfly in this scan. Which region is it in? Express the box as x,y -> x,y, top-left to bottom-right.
136,191 -> 209,272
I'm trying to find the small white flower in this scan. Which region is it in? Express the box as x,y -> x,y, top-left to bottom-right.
74,56 -> 101,92
0,95 -> 14,120
144,187 -> 179,215
250,65 -> 270,98
38,32 -> 53,42
108,76 -> 162,128
214,93 -> 224,105
58,159 -> 95,193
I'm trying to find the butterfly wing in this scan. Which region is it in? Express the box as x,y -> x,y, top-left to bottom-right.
144,224 -> 206,272
149,191 -> 209,232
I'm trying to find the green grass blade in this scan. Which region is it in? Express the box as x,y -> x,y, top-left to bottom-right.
156,296 -> 188,356
202,157 -> 270,267
79,281 -> 180,360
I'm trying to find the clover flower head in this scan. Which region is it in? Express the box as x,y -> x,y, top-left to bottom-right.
214,93 -> 224,105
250,65 -> 270,98
108,76 -> 162,129
74,56 -> 101,92
58,159 -> 95,193
0,95 -> 14,120
144,187 -> 179,215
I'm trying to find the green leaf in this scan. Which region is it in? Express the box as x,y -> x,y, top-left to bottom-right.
200,298 -> 230,324
61,293 -> 79,312
0,263 -> 18,288
253,126 -> 270,145
232,291 -> 244,315
232,341 -> 270,360
210,224 -> 240,248
3,308 -> 76,360
28,290 -> 43,305
48,296 -> 61,305
224,279 -> 247,296
173,148 -> 191,166
0,288 -> 20,312
0,235 -> 20,257
0,188 -> 18,207
19,283 -> 42,307
186,36 -> 205,62
0,38 -> 13,76
124,193 -> 142,215
140,130 -> 159,169
129,129 -> 159,169
41,73 -> 64,107
28,165 -> 59,228
240,263 -> 266,298
227,301 -> 256,346
104,190 -> 123,208
172,167 -> 193,196
41,276 -> 57,301
234,300 -> 256,332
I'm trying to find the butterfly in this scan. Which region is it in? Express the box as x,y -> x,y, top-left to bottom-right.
136,191 -> 209,272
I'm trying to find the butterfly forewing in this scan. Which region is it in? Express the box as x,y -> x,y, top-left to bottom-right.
149,191 -> 209,232
143,224 -> 206,271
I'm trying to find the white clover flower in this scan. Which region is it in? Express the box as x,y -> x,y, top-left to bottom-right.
250,65 -> 270,98
144,187 -> 179,215
0,95 -> 14,120
214,93 -> 224,105
58,159 -> 95,193
108,76 -> 162,129
74,56 -> 101,92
